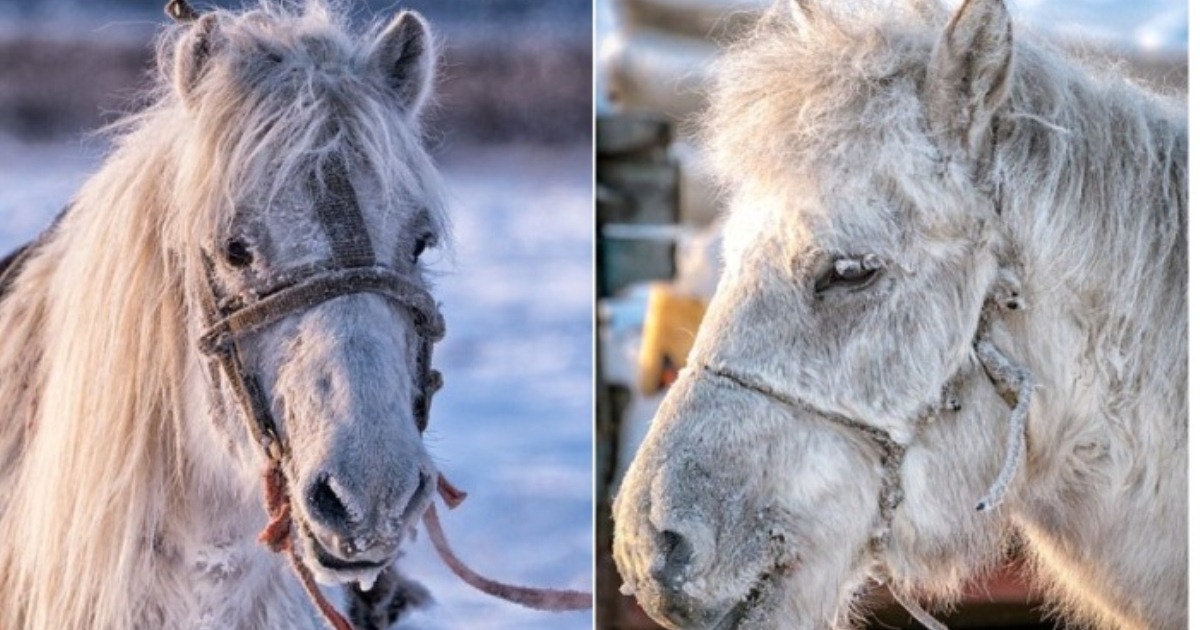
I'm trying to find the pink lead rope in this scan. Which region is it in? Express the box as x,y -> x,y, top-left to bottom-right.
426,474 -> 593,611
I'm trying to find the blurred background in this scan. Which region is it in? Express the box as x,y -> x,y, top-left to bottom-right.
594,1 -> 1186,629
0,1 -> 592,629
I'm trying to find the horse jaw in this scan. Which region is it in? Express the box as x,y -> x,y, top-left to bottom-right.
881,368 -> 1015,597
250,291 -> 436,587
613,371 -> 881,629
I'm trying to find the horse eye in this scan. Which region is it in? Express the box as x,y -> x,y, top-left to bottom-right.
814,255 -> 883,294
410,235 -> 431,264
223,239 -> 254,268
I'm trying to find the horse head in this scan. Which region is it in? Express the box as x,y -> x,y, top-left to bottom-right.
166,3 -> 445,589
615,0 -> 1055,626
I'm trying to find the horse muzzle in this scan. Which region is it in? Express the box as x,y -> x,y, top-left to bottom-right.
296,460 -> 437,585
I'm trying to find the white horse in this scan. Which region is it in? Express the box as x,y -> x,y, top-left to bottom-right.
613,0 -> 1186,628
0,2 -> 453,627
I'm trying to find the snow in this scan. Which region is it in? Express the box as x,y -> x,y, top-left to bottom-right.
0,140 -> 593,630
394,145 -> 592,630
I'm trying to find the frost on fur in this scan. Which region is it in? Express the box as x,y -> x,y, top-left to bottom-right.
614,0 -> 1186,628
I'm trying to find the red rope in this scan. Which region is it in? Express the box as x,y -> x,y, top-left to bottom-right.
258,464 -> 592,630
425,474 -> 592,611
259,463 -> 355,630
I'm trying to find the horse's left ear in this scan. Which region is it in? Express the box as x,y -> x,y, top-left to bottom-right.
370,11 -> 434,116
924,0 -> 1012,161
173,12 -> 221,106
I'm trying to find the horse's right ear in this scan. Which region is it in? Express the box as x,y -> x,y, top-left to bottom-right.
173,13 -> 220,106
165,0 -> 200,23
924,0 -> 1012,162
370,11 -> 434,116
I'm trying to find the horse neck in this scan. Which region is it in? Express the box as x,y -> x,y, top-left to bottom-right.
992,70 -> 1186,487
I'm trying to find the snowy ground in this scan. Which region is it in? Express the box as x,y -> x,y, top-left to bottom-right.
0,140 -> 594,630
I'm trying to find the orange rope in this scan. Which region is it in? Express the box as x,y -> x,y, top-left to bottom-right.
258,465 -> 592,630
259,463 -> 355,630
424,475 -> 592,611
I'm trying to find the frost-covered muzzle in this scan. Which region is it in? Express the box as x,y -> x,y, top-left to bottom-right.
613,321 -> 1033,629
613,369 -> 882,630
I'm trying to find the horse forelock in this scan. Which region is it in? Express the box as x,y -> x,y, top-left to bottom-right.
701,1 -> 1184,227
152,1 -> 448,252
700,3 -> 937,196
0,2 -> 448,628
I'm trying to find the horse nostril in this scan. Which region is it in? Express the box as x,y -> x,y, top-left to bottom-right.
400,471 -> 432,523
651,529 -> 693,590
308,473 -> 352,530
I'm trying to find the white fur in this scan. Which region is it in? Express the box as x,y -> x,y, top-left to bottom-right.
613,0 -> 1185,628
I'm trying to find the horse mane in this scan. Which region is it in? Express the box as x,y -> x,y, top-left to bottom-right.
0,2 -> 446,627
700,0 -> 1185,479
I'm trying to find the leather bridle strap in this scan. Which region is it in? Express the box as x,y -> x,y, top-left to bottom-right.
309,159 -> 375,269
197,263 -> 445,457
200,266 -> 444,355
192,160 -> 446,630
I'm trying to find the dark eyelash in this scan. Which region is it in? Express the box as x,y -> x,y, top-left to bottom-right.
224,239 -> 254,268
411,234 -> 433,264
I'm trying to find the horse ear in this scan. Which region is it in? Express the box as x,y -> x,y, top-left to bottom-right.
173,13 -> 220,106
164,0 -> 200,23
924,0 -> 1012,161
371,11 -> 435,116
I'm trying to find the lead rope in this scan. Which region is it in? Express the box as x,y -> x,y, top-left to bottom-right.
890,591 -> 950,630
972,338 -> 1034,512
884,335 -> 1033,629
259,462 -> 590,630
424,477 -> 593,611
260,461 -> 356,630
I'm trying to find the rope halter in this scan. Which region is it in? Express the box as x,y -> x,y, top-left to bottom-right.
694,290 -> 1034,630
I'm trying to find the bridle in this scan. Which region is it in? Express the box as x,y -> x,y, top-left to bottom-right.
160,3 -> 591,624
196,159 -> 445,463
695,293 -> 1033,630
194,158 -> 445,630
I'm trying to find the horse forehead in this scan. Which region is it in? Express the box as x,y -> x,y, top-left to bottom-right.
252,169 -> 412,266
723,179 -> 899,258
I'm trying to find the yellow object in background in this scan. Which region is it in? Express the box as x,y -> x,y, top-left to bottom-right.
637,283 -> 707,395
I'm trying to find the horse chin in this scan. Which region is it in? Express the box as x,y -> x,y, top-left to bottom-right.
629,568 -> 785,630
293,518 -> 394,590
712,572 -> 783,630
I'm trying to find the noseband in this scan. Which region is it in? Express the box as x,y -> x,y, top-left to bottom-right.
698,364 -> 908,554
196,160 -> 445,461
696,292 -> 1034,630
